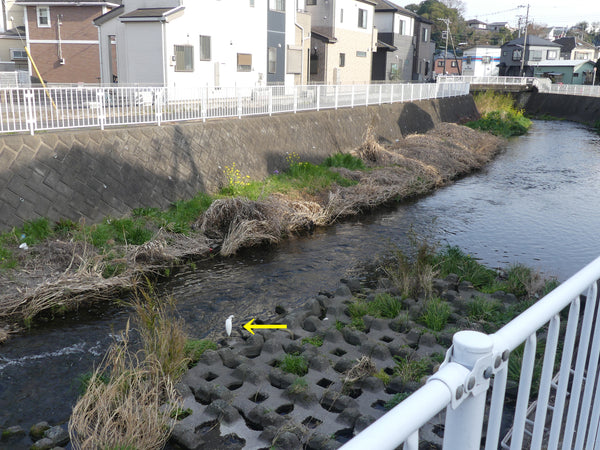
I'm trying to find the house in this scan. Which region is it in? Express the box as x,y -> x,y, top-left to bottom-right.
534,59 -> 596,85
17,0 -> 119,83
498,35 -> 561,77
95,0 -> 310,87
467,19 -> 487,30
461,45 -> 501,77
433,50 -> 461,76
371,0 -> 423,82
553,36 -> 598,61
305,0 -> 377,85
0,1 -> 29,79
412,14 -> 434,80
540,26 -> 568,41
487,22 -> 511,32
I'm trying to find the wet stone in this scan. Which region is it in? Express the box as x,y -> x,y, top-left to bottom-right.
432,279 -> 450,295
211,384 -> 234,402
307,354 -> 331,372
389,318 -> 410,333
272,431 -> 301,449
442,290 -> 459,302
335,284 -> 352,298
248,406 -> 286,429
282,340 -> 304,354
303,298 -> 323,317
262,338 -> 284,354
321,391 -> 358,413
405,329 -> 421,347
238,334 -> 264,358
333,357 -> 356,373
419,332 -> 437,347
306,433 -> 340,450
388,342 -> 414,359
44,426 -> 69,446
368,317 -> 389,331
190,378 -> 212,404
30,438 -> 55,450
360,376 -> 384,392
458,280 -> 474,290
336,407 -> 361,426
387,376 -> 405,394
341,278 -> 362,293
30,422 -> 50,440
232,363 -> 264,384
2,426 -> 25,439
360,341 -> 391,361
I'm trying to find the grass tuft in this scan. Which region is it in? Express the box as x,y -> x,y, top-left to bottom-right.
420,297 -> 451,332
277,353 -> 309,376
184,339 -> 218,367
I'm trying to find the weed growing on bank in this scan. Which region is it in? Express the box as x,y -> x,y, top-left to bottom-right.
466,91 -> 532,138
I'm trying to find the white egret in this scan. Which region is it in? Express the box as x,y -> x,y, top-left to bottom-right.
225,315 -> 234,337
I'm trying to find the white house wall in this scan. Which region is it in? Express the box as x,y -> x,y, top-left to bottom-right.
462,47 -> 500,77
123,22 -> 165,85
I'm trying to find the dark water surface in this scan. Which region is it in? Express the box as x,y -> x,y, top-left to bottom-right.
1,120 -> 599,443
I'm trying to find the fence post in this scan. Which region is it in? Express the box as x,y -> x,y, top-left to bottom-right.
154,88 -> 163,126
390,84 -> 394,104
24,89 -> 36,135
96,89 -> 106,130
443,331 -> 493,450
365,85 -> 369,106
378,84 -> 382,105
238,88 -> 243,119
316,85 -> 320,111
351,85 -> 355,108
335,84 -> 339,109
202,86 -> 207,122
293,86 -> 297,113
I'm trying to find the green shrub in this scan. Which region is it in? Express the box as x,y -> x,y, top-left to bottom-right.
322,153 -> 366,170
91,218 -> 153,247
393,355 -> 429,382
420,298 -> 451,332
385,392 -> 410,410
434,245 -> 497,291
467,296 -> 500,322
466,110 -> 531,138
19,218 -> 52,244
302,335 -> 324,347
184,339 -> 217,367
277,354 -> 309,376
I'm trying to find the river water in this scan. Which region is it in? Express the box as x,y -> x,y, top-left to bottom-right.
1,120 -> 599,444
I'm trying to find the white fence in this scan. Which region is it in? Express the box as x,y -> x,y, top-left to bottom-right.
343,255 -> 600,450
438,75 -> 600,98
0,82 -> 469,135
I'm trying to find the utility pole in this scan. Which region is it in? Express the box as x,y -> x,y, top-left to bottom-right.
519,4 -> 529,77
438,18 -> 450,75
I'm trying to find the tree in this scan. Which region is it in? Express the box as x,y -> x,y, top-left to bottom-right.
412,0 -> 467,49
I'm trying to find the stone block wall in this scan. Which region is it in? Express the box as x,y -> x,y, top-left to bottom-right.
0,95 -> 478,231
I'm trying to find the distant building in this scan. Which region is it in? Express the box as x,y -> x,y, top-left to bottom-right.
534,59 -> 596,85
467,19 -> 486,30
462,45 -> 501,76
553,36 -> 598,61
499,35 -> 561,77
487,22 -> 512,32
434,51 -> 461,76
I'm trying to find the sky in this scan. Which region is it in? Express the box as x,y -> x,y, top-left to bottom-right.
459,1 -> 600,28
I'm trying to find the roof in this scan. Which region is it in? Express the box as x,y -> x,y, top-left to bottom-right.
311,30 -> 337,44
17,0 -> 120,5
467,19 -> 486,25
376,39 -> 397,51
538,59 -> 595,68
119,6 -> 184,22
93,4 -> 123,25
372,0 -> 417,17
553,36 -> 597,52
504,35 -> 561,48
488,22 -> 509,26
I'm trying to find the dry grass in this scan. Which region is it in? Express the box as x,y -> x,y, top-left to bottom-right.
344,356 -> 377,385
70,290 -> 188,449
0,326 -> 8,344
356,123 -> 389,163
69,325 -> 180,450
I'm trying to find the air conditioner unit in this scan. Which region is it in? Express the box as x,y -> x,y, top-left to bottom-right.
10,49 -> 27,60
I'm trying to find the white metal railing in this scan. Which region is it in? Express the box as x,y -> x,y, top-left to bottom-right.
438,75 -> 600,98
437,75 -> 536,86
343,255 -> 600,450
0,82 -> 469,135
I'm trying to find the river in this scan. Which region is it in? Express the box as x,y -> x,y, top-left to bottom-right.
1,120 -> 599,446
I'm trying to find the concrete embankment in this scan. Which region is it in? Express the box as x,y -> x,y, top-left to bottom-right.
516,91 -> 600,124
0,96 -> 478,231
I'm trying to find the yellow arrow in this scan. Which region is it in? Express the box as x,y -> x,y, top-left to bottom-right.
243,318 -> 287,335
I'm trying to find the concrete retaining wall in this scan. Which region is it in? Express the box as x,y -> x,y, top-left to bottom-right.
517,92 -> 600,124
0,95 -> 478,231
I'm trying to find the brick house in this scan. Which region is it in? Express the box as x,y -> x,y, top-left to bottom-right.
17,0 -> 119,83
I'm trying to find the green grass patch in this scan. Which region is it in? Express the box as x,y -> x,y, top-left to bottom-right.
434,245 -> 497,291
420,297 -> 451,332
76,371 -> 109,396
90,217 -> 154,248
374,368 -> 391,386
18,218 -> 52,244
323,153 -> 366,170
288,377 -> 308,394
302,335 -> 324,347
467,296 -> 501,322
467,91 -> 532,138
184,339 -> 217,367
385,392 -> 410,410
348,293 -> 404,326
393,355 -> 429,382
277,354 -> 309,376
170,407 -> 193,420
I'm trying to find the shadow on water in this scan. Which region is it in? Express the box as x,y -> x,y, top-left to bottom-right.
1,120 -> 600,444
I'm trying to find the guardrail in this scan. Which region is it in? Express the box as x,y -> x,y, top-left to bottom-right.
342,255 -> 600,450
538,83 -> 600,98
0,82 -> 469,135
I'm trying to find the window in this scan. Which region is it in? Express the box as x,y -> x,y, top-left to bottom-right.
358,9 -> 367,29
451,61 -> 457,67
36,6 -> 50,27
574,51 -> 587,59
268,47 -> 277,74
437,60 -> 444,67
339,53 -> 345,67
422,27 -> 429,42
547,50 -> 557,60
270,0 -> 285,12
465,56 -> 472,64
356,51 -> 367,57
250,0 -> 255,6
306,0 -> 316,4
481,55 -> 491,63
174,45 -> 193,72
237,53 -> 252,72
512,49 -> 522,61
530,50 -> 542,61
10,49 -> 27,60
573,73 -> 579,77
340,9 -> 343,23
398,20 -> 405,35
199,36 -> 211,61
